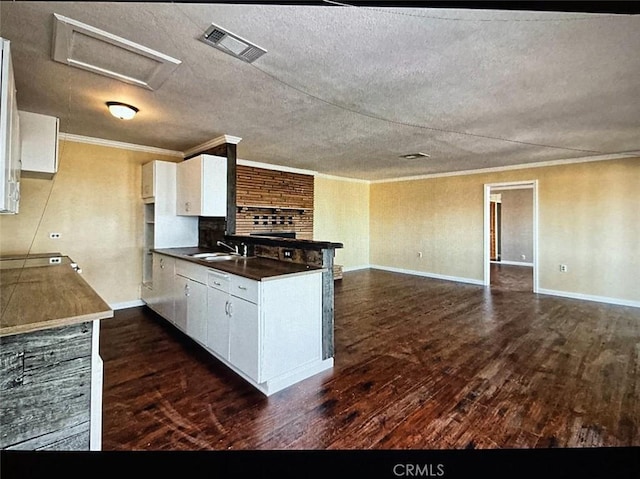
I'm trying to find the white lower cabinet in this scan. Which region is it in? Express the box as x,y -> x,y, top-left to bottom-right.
228,295 -> 260,382
206,270 -> 230,359
175,275 -> 207,345
149,254 -> 332,396
148,253 -> 175,321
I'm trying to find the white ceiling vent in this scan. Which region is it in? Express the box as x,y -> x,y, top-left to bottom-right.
52,13 -> 181,90
201,23 -> 267,63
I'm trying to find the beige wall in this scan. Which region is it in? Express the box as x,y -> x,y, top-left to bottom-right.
370,158 -> 640,303
3,140 -> 636,307
0,140 -> 179,306
314,175 -> 370,269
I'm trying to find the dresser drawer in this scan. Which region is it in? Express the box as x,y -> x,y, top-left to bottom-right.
230,274 -> 259,303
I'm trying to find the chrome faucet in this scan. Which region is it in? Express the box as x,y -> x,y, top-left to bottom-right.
217,240 -> 238,254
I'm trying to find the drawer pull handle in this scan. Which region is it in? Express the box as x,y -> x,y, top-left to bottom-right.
237,285 -> 247,290
213,281 -> 221,286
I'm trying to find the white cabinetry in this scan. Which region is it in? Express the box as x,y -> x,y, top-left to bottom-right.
0,38 -> 21,214
174,260 -> 207,345
176,154 -> 227,216
206,270 -> 231,359
205,258 -> 330,395
154,253 -> 331,396
228,294 -> 260,382
19,111 -> 59,178
207,270 -> 261,381
140,161 -> 198,302
148,253 -> 176,321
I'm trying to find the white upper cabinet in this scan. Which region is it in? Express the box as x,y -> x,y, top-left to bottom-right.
19,111 -> 59,179
141,160 -> 155,200
0,38 -> 21,214
176,154 -> 227,216
141,160 -> 198,247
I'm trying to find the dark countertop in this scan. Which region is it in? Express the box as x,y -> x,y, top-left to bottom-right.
0,254 -> 113,337
225,234 -> 343,250
153,247 -> 325,280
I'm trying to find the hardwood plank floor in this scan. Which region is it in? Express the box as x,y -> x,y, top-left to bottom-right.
490,262 -> 533,292
100,269 -> 640,450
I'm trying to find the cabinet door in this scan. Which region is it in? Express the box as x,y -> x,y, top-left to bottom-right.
152,254 -> 175,321
186,279 -> 207,345
175,275 -> 207,343
174,275 -> 188,332
19,111 -> 59,177
228,296 -> 260,382
148,253 -> 163,313
141,161 -> 154,199
176,157 -> 201,216
200,155 -> 227,216
0,39 -> 21,214
206,286 -> 230,360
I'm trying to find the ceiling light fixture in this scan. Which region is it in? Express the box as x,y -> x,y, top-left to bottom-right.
106,101 -> 139,120
400,152 -> 431,160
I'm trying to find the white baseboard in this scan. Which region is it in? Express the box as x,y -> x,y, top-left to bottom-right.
109,299 -> 145,310
491,260 -> 534,267
343,264 -> 371,272
370,265 -> 484,286
537,288 -> 640,308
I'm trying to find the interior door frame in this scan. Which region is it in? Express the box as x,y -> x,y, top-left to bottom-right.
483,180 -> 539,292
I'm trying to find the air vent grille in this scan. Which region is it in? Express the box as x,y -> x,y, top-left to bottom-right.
201,23 -> 267,63
206,28 -> 226,44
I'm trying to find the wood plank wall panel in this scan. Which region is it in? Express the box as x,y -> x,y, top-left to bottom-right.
235,166 -> 314,240
0,322 -> 93,450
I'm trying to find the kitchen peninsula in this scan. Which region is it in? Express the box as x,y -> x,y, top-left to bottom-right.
0,254 -> 113,450
223,234 -> 343,360
146,246 -> 335,396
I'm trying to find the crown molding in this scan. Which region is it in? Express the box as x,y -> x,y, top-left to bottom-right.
370,152 -> 640,184
58,133 -> 183,157
183,135 -> 242,158
315,172 -> 371,184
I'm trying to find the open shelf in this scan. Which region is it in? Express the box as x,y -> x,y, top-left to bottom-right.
237,204 -> 311,213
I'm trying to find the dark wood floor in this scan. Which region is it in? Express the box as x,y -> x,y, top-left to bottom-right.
490,262 -> 533,292
100,268 -> 640,450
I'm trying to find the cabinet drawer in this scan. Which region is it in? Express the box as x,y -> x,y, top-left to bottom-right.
207,270 -> 230,292
230,275 -> 259,304
175,259 -> 207,284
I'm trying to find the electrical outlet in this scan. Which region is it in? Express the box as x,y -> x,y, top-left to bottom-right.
559,264 -> 568,272
49,232 -> 61,239
49,257 -> 61,264
283,249 -> 293,259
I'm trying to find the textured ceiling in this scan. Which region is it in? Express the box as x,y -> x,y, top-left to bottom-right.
1,2 -> 639,180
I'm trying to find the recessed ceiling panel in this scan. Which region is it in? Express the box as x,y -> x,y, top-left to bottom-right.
51,13 -> 181,90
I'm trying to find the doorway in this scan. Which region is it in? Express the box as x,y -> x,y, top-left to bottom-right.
483,181 -> 538,292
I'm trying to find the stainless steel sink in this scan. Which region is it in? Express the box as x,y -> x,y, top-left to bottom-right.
189,252 -> 239,261
202,255 -> 236,261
